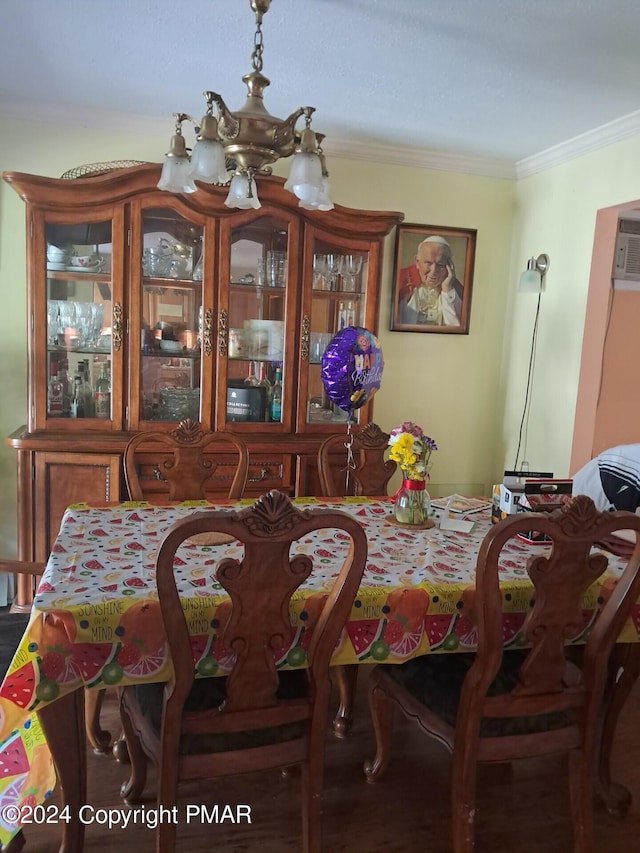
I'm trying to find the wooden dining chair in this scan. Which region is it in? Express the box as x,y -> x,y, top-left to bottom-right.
118,489 -> 368,853
317,422 -> 397,737
124,418 -> 250,501
364,495 -> 640,853
317,421 -> 397,498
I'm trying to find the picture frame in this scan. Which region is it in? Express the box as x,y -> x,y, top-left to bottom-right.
389,223 -> 477,334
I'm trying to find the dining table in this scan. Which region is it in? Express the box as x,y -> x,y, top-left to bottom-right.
0,494 -> 638,852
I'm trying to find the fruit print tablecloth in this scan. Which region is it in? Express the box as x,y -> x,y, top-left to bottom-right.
0,497 -> 635,846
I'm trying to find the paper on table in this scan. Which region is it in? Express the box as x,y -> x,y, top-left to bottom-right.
439,516 -> 476,533
431,494 -> 491,514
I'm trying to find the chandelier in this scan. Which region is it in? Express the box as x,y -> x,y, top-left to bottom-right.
157,0 -> 333,211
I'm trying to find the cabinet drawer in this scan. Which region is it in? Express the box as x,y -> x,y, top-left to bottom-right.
129,452 -> 292,499
244,455 -> 292,495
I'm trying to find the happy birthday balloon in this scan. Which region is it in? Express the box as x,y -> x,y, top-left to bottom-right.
321,327 -> 384,415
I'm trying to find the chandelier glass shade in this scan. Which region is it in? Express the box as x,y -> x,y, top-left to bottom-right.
157,0 -> 333,211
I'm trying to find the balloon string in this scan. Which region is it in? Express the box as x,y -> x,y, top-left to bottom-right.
344,422 -> 356,494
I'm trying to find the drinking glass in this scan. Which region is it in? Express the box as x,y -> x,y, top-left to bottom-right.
342,255 -> 363,292
324,254 -> 344,291
313,254 -> 329,290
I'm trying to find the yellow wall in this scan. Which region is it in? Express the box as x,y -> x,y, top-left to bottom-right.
505,135 -> 640,479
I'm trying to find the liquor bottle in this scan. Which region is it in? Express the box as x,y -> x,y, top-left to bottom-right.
270,367 -> 282,422
70,374 -> 85,418
81,360 -> 94,417
57,355 -> 71,417
47,363 -> 63,417
94,363 -> 110,419
257,361 -> 273,420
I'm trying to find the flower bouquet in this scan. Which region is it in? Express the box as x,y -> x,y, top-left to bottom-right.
388,422 -> 437,526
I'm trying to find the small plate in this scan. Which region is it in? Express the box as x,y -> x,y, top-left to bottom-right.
66,263 -> 101,272
47,262 -> 67,271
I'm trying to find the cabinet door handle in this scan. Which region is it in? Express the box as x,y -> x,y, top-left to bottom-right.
112,302 -> 123,351
217,309 -> 228,357
248,467 -> 269,483
301,314 -> 310,361
202,308 -> 213,356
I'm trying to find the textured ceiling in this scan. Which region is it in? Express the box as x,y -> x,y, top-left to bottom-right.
2,0 -> 640,165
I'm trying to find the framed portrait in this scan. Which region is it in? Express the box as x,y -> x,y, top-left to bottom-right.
389,223 -> 477,334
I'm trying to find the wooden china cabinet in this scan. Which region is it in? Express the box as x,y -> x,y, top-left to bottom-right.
3,163 -> 402,606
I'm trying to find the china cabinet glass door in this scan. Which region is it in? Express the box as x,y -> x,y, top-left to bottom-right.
44,217 -> 118,426
303,233 -> 370,428
221,213 -> 293,429
135,207 -> 204,425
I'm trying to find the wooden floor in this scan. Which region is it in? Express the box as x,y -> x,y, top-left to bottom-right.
23,669 -> 640,853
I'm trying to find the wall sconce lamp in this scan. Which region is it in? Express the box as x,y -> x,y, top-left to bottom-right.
519,253 -> 550,293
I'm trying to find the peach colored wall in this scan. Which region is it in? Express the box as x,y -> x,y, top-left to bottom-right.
592,289 -> 640,453
570,199 -> 640,473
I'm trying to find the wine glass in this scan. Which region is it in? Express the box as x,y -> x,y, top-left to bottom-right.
313,254 -> 329,290
342,254 -> 363,292
324,253 -> 344,291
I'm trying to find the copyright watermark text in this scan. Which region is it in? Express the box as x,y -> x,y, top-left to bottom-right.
1,803 -> 252,830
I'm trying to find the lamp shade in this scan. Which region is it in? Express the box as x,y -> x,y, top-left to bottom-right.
519,268 -> 542,293
299,175 -> 334,211
157,155 -> 197,194
284,152 -> 324,204
189,138 -> 229,184
224,173 -> 261,209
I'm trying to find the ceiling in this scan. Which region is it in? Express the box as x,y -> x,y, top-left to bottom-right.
2,0 -> 640,172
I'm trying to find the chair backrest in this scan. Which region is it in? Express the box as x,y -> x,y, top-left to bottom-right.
460,495 -> 640,751
124,419 -> 249,501
317,422 -> 397,497
155,489 -> 367,771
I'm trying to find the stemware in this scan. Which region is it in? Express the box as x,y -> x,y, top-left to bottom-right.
342,255 -> 363,292
313,254 -> 329,290
324,253 -> 344,291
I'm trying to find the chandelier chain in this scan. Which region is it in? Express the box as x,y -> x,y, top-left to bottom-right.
252,19 -> 264,72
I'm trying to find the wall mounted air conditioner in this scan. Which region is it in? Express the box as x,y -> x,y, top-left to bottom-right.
613,218 -> 640,290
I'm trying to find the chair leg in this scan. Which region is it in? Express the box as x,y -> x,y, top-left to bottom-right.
594,644 -> 640,817
363,669 -> 394,782
157,763 -> 179,853
450,743 -> 478,853
332,664 -> 358,738
303,701 -> 329,853
119,699 -> 148,805
568,750 -> 595,853
84,687 -> 112,754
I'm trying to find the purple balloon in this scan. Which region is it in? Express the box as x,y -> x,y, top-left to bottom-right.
321,327 -> 384,414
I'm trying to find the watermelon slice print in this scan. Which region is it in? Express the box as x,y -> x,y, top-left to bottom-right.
502,613 -> 526,646
346,619 -> 384,661
0,662 -> 39,710
0,735 -> 29,780
0,772 -> 28,831
453,613 -> 478,649
72,643 -> 118,686
190,634 -> 212,664
424,613 -> 457,651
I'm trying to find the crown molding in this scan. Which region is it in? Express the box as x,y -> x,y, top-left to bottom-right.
0,100 -> 169,138
323,138 -> 517,180
516,110 -> 640,178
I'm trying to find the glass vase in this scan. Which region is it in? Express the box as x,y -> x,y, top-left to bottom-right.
393,479 -> 431,526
